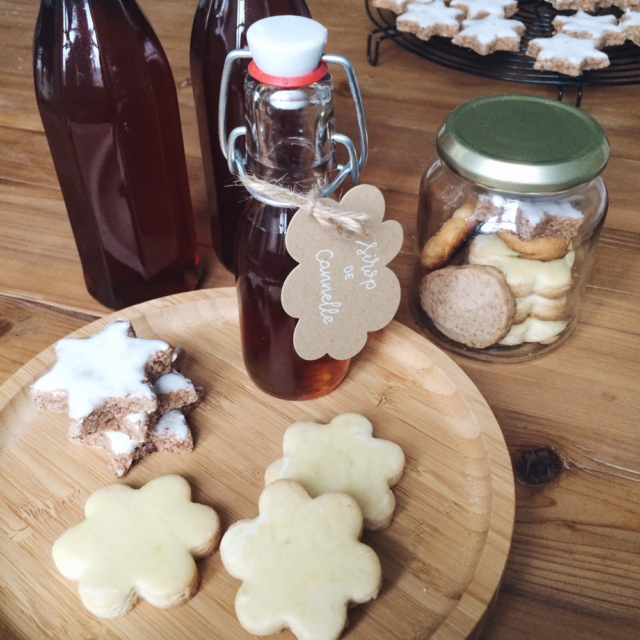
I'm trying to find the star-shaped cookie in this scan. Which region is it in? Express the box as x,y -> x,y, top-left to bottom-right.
265,413 -> 405,530
31,321 -> 174,429
53,475 -> 220,617
220,480 -> 382,640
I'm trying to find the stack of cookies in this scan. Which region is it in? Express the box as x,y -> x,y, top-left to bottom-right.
31,321 -> 202,477
419,198 -> 583,349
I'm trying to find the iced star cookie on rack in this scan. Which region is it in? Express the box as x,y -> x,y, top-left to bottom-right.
396,1 -> 465,40
450,0 -> 519,19
526,33 -> 609,76
620,9 -> 640,44
220,480 -> 382,640
546,0 -> 613,11
553,11 -> 625,49
371,0 -> 409,14
265,413 -> 405,531
52,475 -> 220,618
452,16 -> 526,55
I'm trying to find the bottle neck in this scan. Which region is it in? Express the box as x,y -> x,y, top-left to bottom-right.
244,73 -> 336,190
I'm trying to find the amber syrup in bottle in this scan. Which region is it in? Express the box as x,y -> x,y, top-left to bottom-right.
34,0 -> 201,309
233,30 -> 349,400
190,0 -> 310,272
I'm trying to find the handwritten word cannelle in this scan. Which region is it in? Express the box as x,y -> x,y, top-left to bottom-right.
316,250 -> 341,324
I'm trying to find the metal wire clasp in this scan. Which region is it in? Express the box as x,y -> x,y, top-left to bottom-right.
218,49 -> 368,207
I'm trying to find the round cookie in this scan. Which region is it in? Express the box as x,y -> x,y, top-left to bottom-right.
497,230 -> 569,261
420,264 -> 516,348
420,203 -> 477,270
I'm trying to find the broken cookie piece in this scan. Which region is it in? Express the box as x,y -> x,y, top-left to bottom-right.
31,321 -> 174,435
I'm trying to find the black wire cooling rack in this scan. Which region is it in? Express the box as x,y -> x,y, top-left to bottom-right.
366,0 -> 640,105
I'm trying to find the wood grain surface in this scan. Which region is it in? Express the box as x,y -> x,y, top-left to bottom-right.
0,0 -> 639,638
0,288 -> 514,639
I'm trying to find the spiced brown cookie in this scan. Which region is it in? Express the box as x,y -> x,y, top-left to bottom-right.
497,230 -> 570,261
419,264 -> 516,348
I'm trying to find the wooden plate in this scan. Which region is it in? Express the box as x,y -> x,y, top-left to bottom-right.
0,288 -> 514,640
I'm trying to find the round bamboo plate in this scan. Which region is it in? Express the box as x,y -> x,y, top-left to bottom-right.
0,287 -> 514,640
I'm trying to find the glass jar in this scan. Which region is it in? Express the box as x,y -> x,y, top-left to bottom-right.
412,95 -> 610,362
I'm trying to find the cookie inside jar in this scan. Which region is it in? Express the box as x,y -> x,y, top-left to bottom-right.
412,94 -> 609,362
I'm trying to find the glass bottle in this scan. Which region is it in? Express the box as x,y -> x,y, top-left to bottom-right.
190,0 -> 310,272
412,95 -> 609,362
222,16 -> 369,400
34,0 -> 201,310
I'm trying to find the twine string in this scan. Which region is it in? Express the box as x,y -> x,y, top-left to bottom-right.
238,174 -> 370,236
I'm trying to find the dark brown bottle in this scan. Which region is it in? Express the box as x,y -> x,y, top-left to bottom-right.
190,0 -> 310,272
34,0 -> 201,310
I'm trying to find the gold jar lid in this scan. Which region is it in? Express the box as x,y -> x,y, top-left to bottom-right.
436,94 -> 610,193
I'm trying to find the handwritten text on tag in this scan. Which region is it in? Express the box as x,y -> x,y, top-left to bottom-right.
281,185 -> 403,361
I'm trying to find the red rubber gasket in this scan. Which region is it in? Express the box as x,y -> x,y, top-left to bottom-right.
248,60 -> 328,88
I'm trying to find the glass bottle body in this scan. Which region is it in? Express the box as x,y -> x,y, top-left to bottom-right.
412,160 -> 608,361
235,73 -> 349,400
190,0 -> 310,272
34,0 -> 201,310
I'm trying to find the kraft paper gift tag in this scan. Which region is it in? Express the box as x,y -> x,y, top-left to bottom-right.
281,185 -> 403,361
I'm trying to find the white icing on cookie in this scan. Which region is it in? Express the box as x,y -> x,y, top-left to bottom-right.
265,413 -> 405,531
528,33 -> 609,65
455,16 -> 525,43
153,410 -> 189,440
553,11 -> 623,46
32,321 -> 169,420
451,0 -> 518,18
154,371 -> 193,395
220,480 -> 381,640
397,1 -> 464,29
621,8 -> 640,25
123,411 -> 148,432
52,476 -> 220,618
105,431 -> 139,455
519,201 -> 583,225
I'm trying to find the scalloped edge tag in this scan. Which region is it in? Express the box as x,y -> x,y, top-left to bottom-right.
281,185 -> 403,361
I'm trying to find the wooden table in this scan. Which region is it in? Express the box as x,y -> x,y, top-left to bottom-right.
1,1 -> 639,638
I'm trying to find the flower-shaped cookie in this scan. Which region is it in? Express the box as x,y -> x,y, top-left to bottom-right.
281,185 -> 403,361
266,413 -> 405,530
468,233 -> 575,299
53,475 -> 220,617
221,480 -> 381,640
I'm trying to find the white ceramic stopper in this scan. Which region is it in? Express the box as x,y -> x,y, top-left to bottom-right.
247,16 -> 328,78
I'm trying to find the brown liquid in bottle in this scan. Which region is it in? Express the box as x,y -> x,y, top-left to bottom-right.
235,199 -> 349,400
190,0 -> 310,272
34,0 -> 201,310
